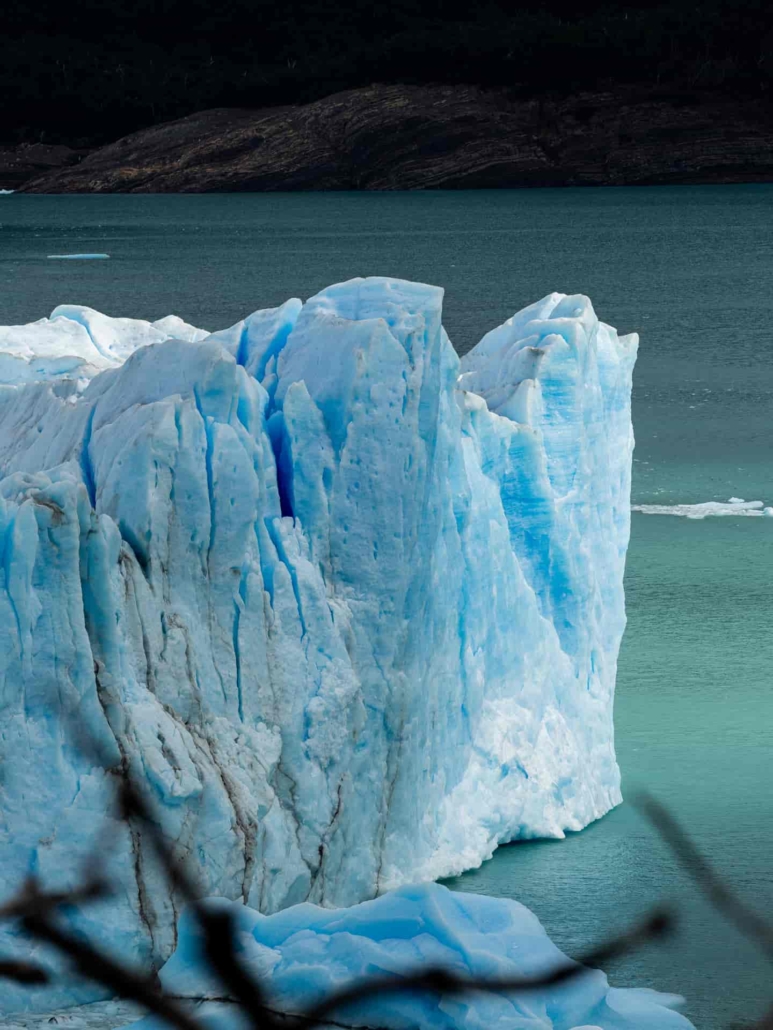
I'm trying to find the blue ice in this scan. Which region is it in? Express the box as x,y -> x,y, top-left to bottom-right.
0,278 -> 637,1014
130,884 -> 691,1030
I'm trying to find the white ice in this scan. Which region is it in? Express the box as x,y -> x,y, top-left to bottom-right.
0,280 -> 637,1014
633,499 -> 772,518
47,254 -> 111,260
0,304 -> 207,384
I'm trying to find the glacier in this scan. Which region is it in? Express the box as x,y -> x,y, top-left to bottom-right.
130,883 -> 692,1030
0,305 -> 207,384
0,279 -> 637,1013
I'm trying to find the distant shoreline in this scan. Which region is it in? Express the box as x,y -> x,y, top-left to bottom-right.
7,84 -> 773,194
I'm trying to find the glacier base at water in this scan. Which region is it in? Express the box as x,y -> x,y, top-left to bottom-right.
0,278 -> 637,1015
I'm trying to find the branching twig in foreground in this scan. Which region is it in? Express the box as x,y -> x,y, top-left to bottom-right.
0,958 -> 50,985
633,792 -> 773,964
2,872 -> 204,1030
118,780 -> 272,1030
119,774 -> 676,1028
22,912 -> 203,1030
10,770 -> 773,1030
300,909 -> 673,1028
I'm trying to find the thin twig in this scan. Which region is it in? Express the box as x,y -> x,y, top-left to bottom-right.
0,958 -> 49,984
752,1005 -> 773,1030
118,779 -> 200,905
301,908 -> 673,1027
120,777 -> 275,1028
22,912 -> 204,1030
633,793 -> 773,963
0,876 -> 108,921
196,907 -> 275,1030
0,770 -> 709,1030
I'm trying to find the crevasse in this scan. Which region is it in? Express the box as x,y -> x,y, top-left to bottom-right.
0,278 -> 637,1012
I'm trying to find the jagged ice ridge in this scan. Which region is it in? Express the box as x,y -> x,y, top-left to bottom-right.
0,279 -> 637,1013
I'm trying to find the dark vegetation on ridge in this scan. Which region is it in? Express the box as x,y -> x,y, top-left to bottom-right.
3,0 -> 772,150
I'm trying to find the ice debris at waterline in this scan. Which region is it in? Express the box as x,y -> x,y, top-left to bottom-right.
0,279 -> 637,1012
129,884 -> 692,1030
633,499 -> 773,518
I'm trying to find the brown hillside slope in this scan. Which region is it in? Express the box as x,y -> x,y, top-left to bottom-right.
19,84 -> 773,193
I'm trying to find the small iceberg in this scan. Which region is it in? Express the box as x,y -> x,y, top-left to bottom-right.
0,189 -> 14,195
128,883 -> 693,1030
632,499 -> 773,518
46,253 -> 110,260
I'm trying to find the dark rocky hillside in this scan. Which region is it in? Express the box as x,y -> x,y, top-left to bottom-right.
17,84 -> 773,193
0,142 -> 90,190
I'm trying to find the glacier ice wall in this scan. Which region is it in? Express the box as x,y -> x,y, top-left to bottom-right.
0,279 -> 637,1011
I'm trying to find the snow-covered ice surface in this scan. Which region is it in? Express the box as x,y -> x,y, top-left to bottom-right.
0,304 -> 207,384
633,499 -> 773,518
0,280 -> 637,1013
127,884 -> 691,1030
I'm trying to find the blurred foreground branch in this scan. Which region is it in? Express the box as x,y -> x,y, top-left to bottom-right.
0,777 -> 770,1029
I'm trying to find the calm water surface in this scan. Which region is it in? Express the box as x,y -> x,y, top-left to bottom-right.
1,188 -> 772,1028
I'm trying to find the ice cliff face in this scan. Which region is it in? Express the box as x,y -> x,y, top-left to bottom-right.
0,279 -> 637,1011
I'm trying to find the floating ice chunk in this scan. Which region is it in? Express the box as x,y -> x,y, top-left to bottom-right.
46,252 -> 110,259
632,500 -> 767,518
0,188 -> 14,195
129,884 -> 694,1030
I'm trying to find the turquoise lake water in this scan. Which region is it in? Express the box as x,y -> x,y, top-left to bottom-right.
1,187 -> 772,1028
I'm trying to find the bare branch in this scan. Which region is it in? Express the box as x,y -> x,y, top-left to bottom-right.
753,1005 -> 773,1030
0,758 -> 707,1030
117,779 -> 200,905
301,908 -> 674,1028
22,912 -> 205,1030
0,875 -> 109,921
117,775 -> 274,1027
0,958 -> 49,984
633,793 -> 773,963
195,906 -> 275,1030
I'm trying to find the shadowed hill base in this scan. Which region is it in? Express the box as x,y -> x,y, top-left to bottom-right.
0,143 -> 90,191
17,84 -> 773,193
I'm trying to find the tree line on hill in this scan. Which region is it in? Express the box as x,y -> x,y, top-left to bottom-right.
3,0 -> 772,147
